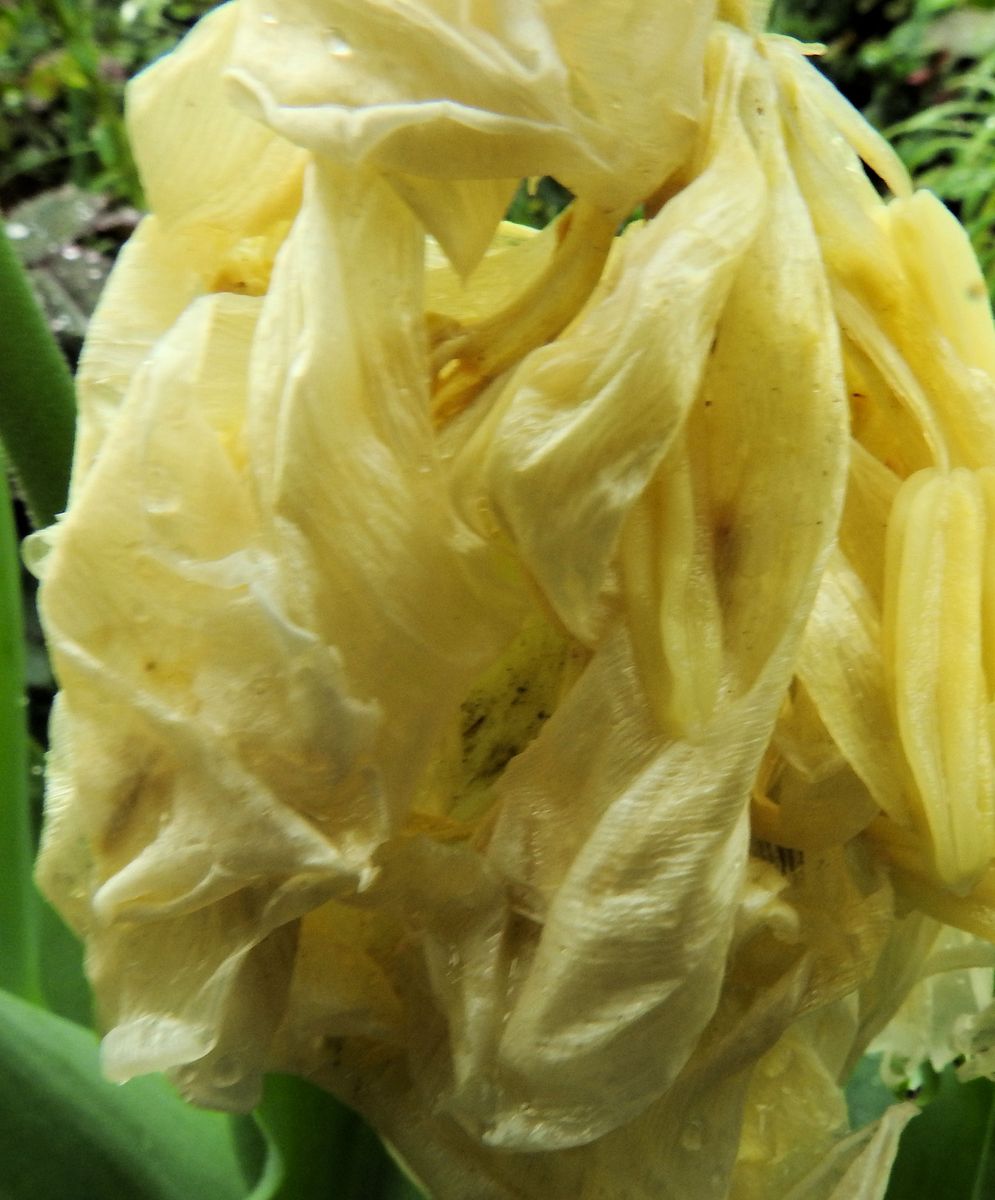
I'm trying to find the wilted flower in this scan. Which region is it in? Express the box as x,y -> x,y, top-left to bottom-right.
29,1 -> 995,1197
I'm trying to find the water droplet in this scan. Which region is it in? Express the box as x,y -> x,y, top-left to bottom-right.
681,1120 -> 703,1152
145,496 -> 181,516
22,531 -> 52,577
5,221 -> 28,239
51,315 -> 71,333
260,11 -> 279,25
324,28 -> 353,58
61,245 -> 81,261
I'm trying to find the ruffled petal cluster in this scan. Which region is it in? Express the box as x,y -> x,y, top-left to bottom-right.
31,2 -> 995,1197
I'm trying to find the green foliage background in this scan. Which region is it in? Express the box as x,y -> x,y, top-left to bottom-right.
3,2 -> 995,1198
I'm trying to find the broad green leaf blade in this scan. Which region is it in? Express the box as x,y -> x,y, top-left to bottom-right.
885,1067 -> 995,1200
0,219 -> 75,528
0,987 -> 250,1200
0,457 -> 39,1003
253,1074 -> 427,1200
239,1111 -> 284,1200
35,892 -> 91,1027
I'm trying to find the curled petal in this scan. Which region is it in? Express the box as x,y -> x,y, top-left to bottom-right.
227,0 -> 715,267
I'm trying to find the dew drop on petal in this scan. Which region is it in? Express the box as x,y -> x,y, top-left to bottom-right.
680,1120 -> 704,1152
210,1054 -> 243,1088
325,28 -> 354,58
21,532 -> 52,578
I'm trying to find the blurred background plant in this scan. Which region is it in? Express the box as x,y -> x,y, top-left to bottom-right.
0,0 -> 215,366
0,0 -> 218,206
4,2 -> 995,1198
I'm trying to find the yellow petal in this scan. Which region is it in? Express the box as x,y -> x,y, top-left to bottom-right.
883,468 -> 995,889
780,1104 -> 917,1200
128,1 -> 305,236
71,217 -> 205,490
888,190 -> 995,381
798,548 -> 915,825
227,0 -> 715,266
463,26 -> 768,643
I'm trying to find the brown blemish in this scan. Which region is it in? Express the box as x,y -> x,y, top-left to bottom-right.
712,508 -> 737,577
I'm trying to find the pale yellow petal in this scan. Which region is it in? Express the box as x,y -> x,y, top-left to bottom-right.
425,220 -> 552,326
767,36 -> 911,202
461,26 -> 767,643
128,1 -> 306,236
883,468 -> 995,889
246,158 -> 528,828
838,439 -> 901,607
227,0 -> 715,267
71,217 -> 204,491
686,37 -> 848,699
782,1104 -> 917,1200
37,294 -> 392,1109
888,190 -> 995,381
732,1025 -> 849,1200
389,174 -> 519,278
798,548 -> 915,825
619,431 -> 723,736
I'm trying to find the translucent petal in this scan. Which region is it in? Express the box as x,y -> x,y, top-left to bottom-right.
870,925 -> 995,1080
461,27 -> 768,643
780,1104 -> 916,1200
227,0 -> 715,266
71,217 -> 205,490
246,160 -> 528,824
35,4 -> 995,1195
128,2 -> 306,236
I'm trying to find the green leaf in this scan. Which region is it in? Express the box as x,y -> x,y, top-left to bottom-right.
0,987 -> 252,1200
885,1066 -> 995,1200
0,454 -> 40,1003
252,1074 -> 427,1200
35,891 -> 91,1027
0,218 -> 75,528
